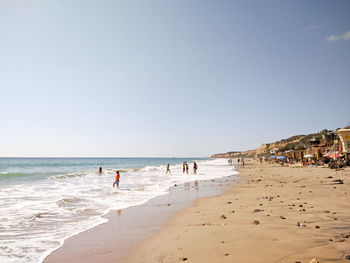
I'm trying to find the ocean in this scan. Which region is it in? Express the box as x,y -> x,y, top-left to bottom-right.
0,157 -> 237,263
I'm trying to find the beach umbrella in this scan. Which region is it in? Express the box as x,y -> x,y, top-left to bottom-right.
277,156 -> 286,159
327,152 -> 340,159
303,154 -> 313,158
269,155 -> 277,159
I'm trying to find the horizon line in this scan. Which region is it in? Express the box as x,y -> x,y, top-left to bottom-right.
0,156 -> 211,159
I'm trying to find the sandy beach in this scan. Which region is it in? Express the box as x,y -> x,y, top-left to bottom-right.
125,161 -> 350,263
44,173 -> 239,263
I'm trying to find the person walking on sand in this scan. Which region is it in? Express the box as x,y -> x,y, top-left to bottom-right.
193,162 -> 198,174
185,162 -> 189,174
113,170 -> 120,188
166,164 -> 171,174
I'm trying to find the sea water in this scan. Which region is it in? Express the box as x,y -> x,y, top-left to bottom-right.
0,157 -> 238,263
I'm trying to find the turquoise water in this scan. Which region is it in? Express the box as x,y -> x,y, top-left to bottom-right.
0,157 -> 205,184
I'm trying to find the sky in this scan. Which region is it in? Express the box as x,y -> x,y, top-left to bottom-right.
0,0 -> 349,157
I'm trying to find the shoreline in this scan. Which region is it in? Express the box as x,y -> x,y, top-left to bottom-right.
125,161 -> 350,263
44,171 -> 240,263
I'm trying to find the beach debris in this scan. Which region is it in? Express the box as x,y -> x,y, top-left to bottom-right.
333,179 -> 344,184
315,225 -> 320,229
253,209 -> 262,213
309,259 -> 319,263
297,222 -> 306,227
253,220 -> 260,225
280,216 -> 286,220
221,215 -> 227,219
340,232 -> 350,238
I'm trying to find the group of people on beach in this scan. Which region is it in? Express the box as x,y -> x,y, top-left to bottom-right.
228,158 -> 246,166
166,161 -> 198,174
98,162 -> 198,189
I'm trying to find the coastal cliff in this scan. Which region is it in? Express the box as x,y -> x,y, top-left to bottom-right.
211,132 -> 324,158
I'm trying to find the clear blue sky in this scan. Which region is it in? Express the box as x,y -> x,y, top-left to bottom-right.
1,0 -> 349,157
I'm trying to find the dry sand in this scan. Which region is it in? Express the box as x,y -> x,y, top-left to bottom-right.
125,161 -> 350,263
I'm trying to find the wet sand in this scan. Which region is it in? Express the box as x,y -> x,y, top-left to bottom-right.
44,175 -> 240,263
125,162 -> 350,263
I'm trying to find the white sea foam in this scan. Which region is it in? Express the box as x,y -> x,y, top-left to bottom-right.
0,158 -> 237,263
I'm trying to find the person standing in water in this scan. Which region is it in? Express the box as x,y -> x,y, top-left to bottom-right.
193,162 -> 198,174
182,162 -> 186,173
113,170 -> 120,188
98,167 -> 102,175
166,164 -> 171,174
185,162 -> 189,174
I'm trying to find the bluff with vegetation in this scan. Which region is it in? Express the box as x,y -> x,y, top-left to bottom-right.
211,130 -> 334,158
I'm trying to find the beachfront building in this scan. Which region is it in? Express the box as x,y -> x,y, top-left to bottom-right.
337,128 -> 350,159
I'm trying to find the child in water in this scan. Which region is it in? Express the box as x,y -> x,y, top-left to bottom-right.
113,171 -> 120,188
